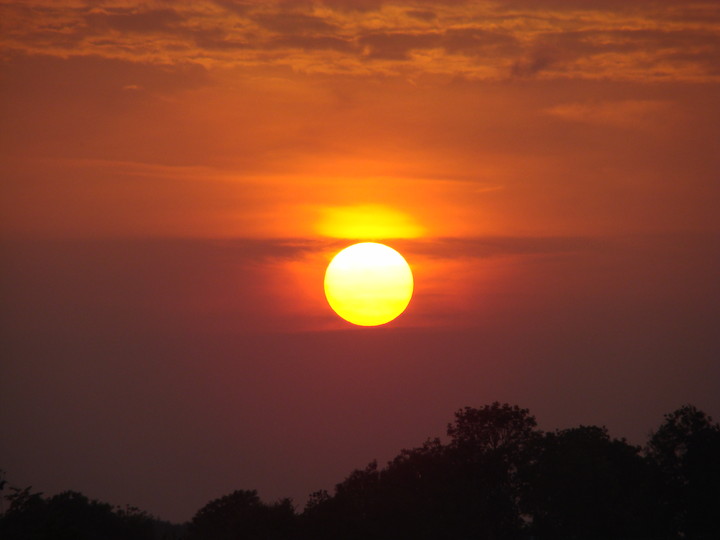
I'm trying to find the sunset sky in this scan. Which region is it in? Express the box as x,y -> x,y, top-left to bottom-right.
2,0 -> 719,523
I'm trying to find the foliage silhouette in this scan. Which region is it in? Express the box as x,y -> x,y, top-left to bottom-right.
647,405 -> 720,539
187,489 -> 295,540
300,403 -> 540,539
299,403 -> 719,539
0,488 -> 158,539
519,425 -> 669,538
3,403 -> 719,539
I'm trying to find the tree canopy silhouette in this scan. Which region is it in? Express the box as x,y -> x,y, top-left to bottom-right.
3,402 -> 719,539
0,488 -> 159,540
520,425 -> 667,538
646,404 -> 720,539
187,489 -> 295,540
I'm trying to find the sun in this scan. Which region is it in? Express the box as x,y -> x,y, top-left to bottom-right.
324,242 -> 414,326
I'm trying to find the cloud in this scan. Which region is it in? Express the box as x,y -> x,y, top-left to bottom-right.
395,236 -> 603,260
1,2 -> 719,80
496,0 -> 687,10
85,8 -> 185,34
316,0 -> 471,11
443,28 -> 519,56
360,31 -> 441,60
252,12 -> 339,34
359,28 -> 520,61
317,0 -> 386,12
543,100 -> 671,130
269,34 -> 355,52
212,0 -> 253,16
192,29 -> 251,51
406,9 -> 437,22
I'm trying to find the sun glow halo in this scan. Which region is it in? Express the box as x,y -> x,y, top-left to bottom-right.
324,242 -> 414,326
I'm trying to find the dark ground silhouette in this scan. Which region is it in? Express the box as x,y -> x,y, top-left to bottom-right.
2,403 -> 719,539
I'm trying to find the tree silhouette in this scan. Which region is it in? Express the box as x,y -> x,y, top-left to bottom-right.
443,402 -> 540,540
647,404 -> 720,539
4,402 -> 720,539
520,425 -> 668,539
187,489 -> 295,540
300,460 -> 384,540
0,488 -> 157,540
301,403 -> 540,540
447,402 -> 538,455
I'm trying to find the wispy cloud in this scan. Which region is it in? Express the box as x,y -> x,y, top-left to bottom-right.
543,100 -> 672,130
1,1 -> 718,81
395,236 -> 604,260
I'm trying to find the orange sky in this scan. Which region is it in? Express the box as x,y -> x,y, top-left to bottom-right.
2,0 -> 720,523
2,0 -> 720,241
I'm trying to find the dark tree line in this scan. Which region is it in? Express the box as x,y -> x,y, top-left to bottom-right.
295,403 -> 719,540
0,485 -> 185,540
2,403 -> 719,539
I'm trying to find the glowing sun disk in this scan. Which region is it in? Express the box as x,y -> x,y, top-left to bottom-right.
324,242 -> 414,326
